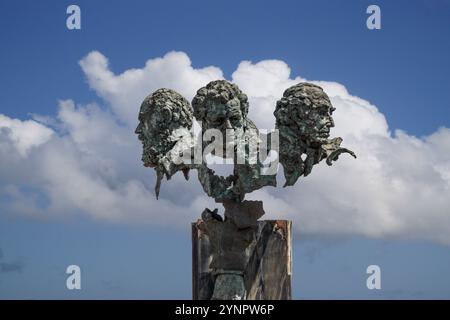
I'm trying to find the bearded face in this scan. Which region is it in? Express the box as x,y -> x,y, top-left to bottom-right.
135,88 -> 193,168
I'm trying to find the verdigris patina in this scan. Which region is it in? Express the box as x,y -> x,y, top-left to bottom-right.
135,80 -> 356,300
135,88 -> 194,198
192,80 -> 276,202
274,83 -> 356,186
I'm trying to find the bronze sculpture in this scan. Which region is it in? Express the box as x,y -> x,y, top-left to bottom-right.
135,80 -> 356,299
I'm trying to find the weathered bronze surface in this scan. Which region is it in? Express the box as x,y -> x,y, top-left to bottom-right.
192,220 -> 292,300
135,80 -> 355,300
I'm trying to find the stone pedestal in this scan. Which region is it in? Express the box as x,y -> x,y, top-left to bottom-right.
192,220 -> 292,300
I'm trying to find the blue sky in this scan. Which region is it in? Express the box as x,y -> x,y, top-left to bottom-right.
2,0 -> 450,135
1,0 -> 450,299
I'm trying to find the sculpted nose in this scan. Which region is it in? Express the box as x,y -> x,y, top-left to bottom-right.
135,123 -> 142,134
330,118 -> 335,127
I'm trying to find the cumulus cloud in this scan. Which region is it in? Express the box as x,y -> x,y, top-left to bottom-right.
0,114 -> 53,156
79,51 -> 223,126
234,62 -> 450,244
1,51 -> 449,245
0,101 -> 209,225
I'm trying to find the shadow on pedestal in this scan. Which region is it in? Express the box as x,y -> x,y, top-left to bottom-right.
192,220 -> 292,300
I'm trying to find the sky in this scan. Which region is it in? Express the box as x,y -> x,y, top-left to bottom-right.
1,0 -> 450,299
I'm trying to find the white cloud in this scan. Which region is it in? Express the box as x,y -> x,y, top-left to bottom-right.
0,99 -> 211,226
0,114 -> 53,156
233,59 -> 450,244
1,51 -> 450,245
79,51 -> 223,126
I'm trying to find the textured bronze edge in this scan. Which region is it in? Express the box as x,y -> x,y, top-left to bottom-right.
191,222 -> 198,300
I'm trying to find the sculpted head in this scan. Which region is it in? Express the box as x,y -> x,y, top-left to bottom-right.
192,80 -> 249,133
135,88 -> 193,167
274,83 -> 340,186
192,80 -> 253,159
134,81 -> 354,199
275,83 -> 335,147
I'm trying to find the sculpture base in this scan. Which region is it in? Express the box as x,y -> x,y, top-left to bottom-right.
192,220 -> 292,300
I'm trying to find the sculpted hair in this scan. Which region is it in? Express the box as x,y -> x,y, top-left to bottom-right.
192,80 -> 249,122
140,88 -> 193,130
274,82 -> 334,128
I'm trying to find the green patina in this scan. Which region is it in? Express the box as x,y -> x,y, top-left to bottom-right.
135,80 -> 356,300
135,80 -> 355,199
